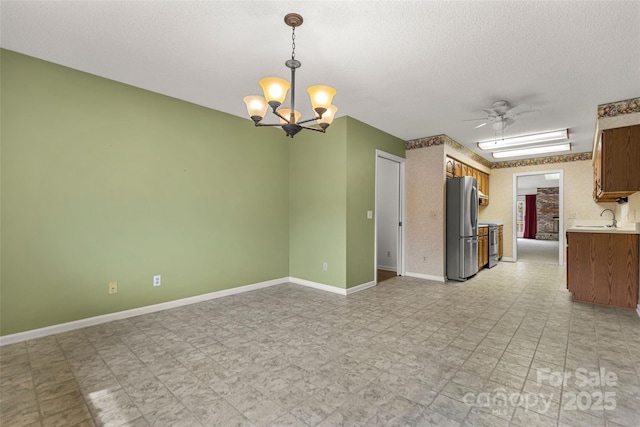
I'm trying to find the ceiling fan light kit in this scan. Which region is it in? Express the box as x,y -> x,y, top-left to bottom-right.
469,100 -> 572,160
468,100 -> 535,131
243,13 -> 338,138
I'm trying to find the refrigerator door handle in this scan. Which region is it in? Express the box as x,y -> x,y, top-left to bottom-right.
470,186 -> 477,226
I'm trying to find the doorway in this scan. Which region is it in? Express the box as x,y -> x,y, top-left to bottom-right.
375,150 -> 405,282
512,170 -> 564,265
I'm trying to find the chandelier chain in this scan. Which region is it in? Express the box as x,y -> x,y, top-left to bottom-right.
291,27 -> 296,60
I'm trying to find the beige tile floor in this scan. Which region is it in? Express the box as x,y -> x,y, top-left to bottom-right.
1,262 -> 639,426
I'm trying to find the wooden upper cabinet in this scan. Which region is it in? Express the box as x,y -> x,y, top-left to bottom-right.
479,172 -> 489,206
446,159 -> 454,178
593,124 -> 640,202
454,161 -> 462,177
445,156 -> 490,205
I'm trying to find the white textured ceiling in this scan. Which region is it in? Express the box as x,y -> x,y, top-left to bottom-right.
2,1 -> 639,162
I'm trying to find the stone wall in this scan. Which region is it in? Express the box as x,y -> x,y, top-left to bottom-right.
536,187 -> 559,240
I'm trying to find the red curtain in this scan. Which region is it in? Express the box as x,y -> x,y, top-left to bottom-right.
524,195 -> 537,239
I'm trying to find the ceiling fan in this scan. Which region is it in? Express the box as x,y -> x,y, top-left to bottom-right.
466,100 -> 536,132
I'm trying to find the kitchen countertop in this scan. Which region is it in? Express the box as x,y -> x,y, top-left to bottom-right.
478,224 -> 488,228
479,220 -> 503,226
567,221 -> 640,234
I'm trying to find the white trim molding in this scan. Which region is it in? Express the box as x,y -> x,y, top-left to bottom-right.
2,276 -> 384,346
347,281 -> 376,295
288,277 -> 347,295
404,272 -> 446,282
0,277 -> 287,346
636,304 -> 640,319
287,277 -> 376,295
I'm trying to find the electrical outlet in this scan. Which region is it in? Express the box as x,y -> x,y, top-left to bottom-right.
322,262 -> 328,271
108,281 -> 118,294
367,211 -> 373,219
153,275 -> 161,287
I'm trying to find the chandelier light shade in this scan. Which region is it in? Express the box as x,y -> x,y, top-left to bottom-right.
278,109 -> 301,125
259,77 -> 290,108
243,96 -> 269,122
317,105 -> 338,130
243,13 -> 338,138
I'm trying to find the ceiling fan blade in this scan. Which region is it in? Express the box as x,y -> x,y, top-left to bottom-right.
475,122 -> 488,129
463,117 -> 488,122
507,103 -> 533,113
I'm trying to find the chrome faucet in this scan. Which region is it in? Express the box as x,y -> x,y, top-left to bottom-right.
600,208 -> 617,228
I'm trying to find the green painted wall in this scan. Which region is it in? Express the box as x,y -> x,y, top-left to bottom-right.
289,117 -> 405,289
346,118 -> 406,288
1,50 -> 406,336
289,119 -> 348,287
0,50 -> 289,335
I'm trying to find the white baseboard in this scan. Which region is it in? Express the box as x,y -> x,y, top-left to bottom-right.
347,281 -> 376,295
288,277 -> 347,295
2,276 -> 385,346
377,266 -> 397,272
501,257 -> 515,262
637,304 -> 640,319
0,277 -> 287,346
404,272 -> 446,282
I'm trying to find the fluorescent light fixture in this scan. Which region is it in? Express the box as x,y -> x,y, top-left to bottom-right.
492,143 -> 571,159
478,129 -> 569,151
545,173 -> 560,180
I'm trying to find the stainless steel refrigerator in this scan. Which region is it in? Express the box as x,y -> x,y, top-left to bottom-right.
446,176 -> 479,281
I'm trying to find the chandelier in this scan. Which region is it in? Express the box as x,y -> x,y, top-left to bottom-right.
243,13 -> 338,138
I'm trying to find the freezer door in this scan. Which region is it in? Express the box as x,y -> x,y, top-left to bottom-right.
463,236 -> 479,278
462,177 -> 479,238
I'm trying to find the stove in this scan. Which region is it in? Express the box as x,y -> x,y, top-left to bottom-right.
479,221 -> 500,268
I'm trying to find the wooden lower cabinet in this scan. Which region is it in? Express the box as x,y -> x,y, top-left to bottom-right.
566,232 -> 639,309
478,227 -> 488,270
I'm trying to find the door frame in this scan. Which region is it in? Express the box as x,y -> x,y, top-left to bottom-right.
375,150 -> 406,282
512,169 -> 564,265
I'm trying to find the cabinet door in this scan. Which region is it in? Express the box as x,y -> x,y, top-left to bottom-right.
566,232 -> 593,298
446,158 -> 454,178
482,236 -> 488,266
601,125 -> 640,192
567,232 -> 639,308
454,162 -> 462,177
482,173 -> 489,197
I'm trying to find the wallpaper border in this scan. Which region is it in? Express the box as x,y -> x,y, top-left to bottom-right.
406,134 -> 493,168
490,152 -> 592,169
598,97 -> 640,118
